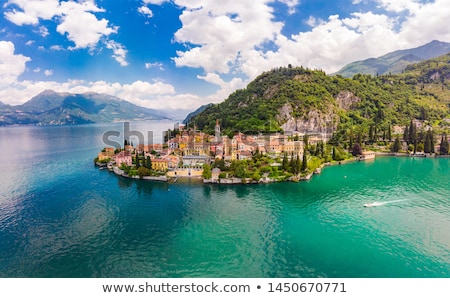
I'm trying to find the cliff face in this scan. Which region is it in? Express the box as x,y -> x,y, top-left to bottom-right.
277,103 -> 337,133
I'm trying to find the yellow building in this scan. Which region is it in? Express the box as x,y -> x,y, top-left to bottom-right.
152,159 -> 169,171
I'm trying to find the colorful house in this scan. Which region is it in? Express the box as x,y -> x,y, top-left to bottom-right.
152,158 -> 169,171
115,151 -> 132,166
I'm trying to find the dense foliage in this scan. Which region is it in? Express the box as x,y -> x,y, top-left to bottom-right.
189,54 -> 450,146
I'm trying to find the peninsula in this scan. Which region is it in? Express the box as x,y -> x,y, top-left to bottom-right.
95,53 -> 450,183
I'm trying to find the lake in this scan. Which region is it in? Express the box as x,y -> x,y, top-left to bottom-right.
0,121 -> 449,277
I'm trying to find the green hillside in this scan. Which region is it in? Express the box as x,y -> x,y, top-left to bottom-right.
188,54 -> 450,146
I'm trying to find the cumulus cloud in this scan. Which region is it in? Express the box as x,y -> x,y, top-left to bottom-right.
56,1 -> 117,49
38,26 -> 49,37
373,0 -> 421,13
0,41 -> 31,84
138,6 -> 153,18
173,1 -> 283,74
278,0 -> 300,14
105,40 -> 129,66
4,0 -> 117,50
44,69 -> 53,76
3,0 -> 60,25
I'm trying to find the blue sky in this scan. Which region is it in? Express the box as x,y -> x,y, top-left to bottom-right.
1,0 -> 450,119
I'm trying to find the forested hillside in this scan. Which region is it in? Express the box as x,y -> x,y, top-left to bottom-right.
189,54 -> 450,147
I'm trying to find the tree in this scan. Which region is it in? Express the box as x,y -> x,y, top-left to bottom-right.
408,120 -> 417,144
289,152 -> 295,173
235,163 -> 246,178
296,154 -> 301,174
403,126 -> 409,142
135,156 -> 140,168
137,166 -> 151,179
391,136 -> 401,153
146,156 -> 152,169
440,133 -> 449,155
301,153 -> 307,172
424,130 -> 432,153
303,134 -> 309,152
416,143 -> 424,152
430,130 -> 435,153
202,163 -> 212,179
352,143 -> 363,156
387,125 -> 392,141
282,153 -> 289,172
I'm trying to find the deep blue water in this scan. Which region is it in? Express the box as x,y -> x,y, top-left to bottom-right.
0,122 -> 449,278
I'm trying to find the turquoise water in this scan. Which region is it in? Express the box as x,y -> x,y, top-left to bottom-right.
0,122 -> 449,278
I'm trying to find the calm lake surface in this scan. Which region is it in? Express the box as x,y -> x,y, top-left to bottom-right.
0,121 -> 449,278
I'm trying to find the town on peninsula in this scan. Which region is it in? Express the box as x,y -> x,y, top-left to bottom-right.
95,58 -> 450,184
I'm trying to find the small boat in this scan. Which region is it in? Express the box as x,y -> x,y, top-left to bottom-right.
364,201 -> 383,207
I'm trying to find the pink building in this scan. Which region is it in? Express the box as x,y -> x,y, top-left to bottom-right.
115,151 -> 132,166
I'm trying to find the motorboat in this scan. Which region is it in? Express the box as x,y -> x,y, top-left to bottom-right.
364,202 -> 383,207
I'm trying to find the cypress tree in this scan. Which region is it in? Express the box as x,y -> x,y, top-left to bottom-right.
403,126 -> 409,142
430,130 -> 435,153
290,152 -> 295,173
135,156 -> 140,168
301,152 -> 307,172
296,154 -> 301,175
440,133 -> 449,155
146,156 -> 152,169
391,136 -> 401,153
282,153 -> 288,171
424,131 -> 432,153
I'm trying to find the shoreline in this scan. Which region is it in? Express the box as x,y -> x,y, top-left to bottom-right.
98,152 -> 449,185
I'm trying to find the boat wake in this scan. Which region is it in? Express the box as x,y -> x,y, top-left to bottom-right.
364,199 -> 408,207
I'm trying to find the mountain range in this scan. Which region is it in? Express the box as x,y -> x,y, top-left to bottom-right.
334,40 -> 450,78
0,90 -> 169,126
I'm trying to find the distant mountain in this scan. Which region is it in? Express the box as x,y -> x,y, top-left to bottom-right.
0,90 -> 169,126
334,40 -> 450,77
182,103 -> 213,124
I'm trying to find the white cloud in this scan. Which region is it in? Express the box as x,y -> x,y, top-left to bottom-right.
397,0 -> 450,45
44,69 -> 53,76
145,62 -> 164,70
50,45 -> 64,51
38,26 -> 49,37
143,0 -> 168,4
4,0 -> 60,25
25,40 -> 35,46
105,40 -> 128,67
173,1 -> 283,74
0,41 -> 31,84
56,1 -> 117,49
278,0 -> 300,14
138,6 -> 153,18
373,0 -> 421,13
5,0 -> 117,50
33,68 -> 41,73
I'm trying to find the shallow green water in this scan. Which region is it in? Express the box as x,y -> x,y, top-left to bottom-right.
0,123 -> 449,277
